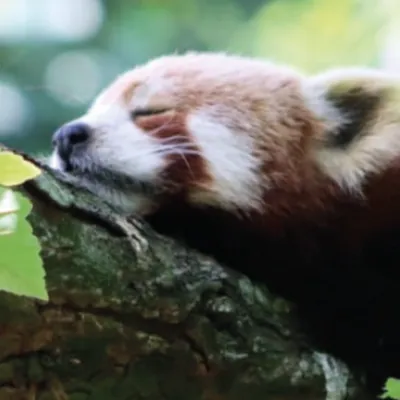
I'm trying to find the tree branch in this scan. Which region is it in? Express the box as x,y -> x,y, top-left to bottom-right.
0,152 -> 371,399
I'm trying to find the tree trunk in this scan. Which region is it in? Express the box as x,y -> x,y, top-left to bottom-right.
0,154 -> 371,400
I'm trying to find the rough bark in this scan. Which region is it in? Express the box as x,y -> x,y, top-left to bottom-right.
0,154 -> 371,400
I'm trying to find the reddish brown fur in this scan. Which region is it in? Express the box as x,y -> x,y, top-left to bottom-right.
134,110 -> 211,199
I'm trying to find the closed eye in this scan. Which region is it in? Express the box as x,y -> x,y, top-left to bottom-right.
131,108 -> 171,119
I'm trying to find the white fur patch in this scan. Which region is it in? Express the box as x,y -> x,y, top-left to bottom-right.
49,151 -> 65,171
301,82 -> 346,136
81,101 -> 167,184
49,99 -> 164,215
132,76 -> 172,109
49,151 -> 154,215
316,125 -> 400,193
187,111 -> 264,211
308,67 -> 400,90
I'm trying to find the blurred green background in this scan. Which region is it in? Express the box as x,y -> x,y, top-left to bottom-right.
0,0 -> 397,155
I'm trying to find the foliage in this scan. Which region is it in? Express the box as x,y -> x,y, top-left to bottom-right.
0,152 -> 41,186
0,151 -> 47,301
247,0 -> 385,73
382,378 -> 400,399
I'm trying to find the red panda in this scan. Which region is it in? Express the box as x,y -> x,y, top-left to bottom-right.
49,52 -> 400,397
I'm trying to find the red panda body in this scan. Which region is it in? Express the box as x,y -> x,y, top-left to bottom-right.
49,52 -> 400,396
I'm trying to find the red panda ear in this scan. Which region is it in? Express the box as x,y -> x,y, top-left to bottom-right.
305,69 -> 396,147
304,69 -> 400,192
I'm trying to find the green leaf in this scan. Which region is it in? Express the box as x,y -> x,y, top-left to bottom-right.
0,187 -> 48,301
0,151 -> 41,187
381,378 -> 400,399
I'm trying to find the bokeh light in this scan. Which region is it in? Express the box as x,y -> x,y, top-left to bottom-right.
0,81 -> 30,136
45,51 -> 103,107
0,0 -> 103,42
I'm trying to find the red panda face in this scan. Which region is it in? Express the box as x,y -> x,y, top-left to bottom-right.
50,52 -> 400,217
50,53 -> 312,215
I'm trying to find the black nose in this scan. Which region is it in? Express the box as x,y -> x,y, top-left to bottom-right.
52,122 -> 90,162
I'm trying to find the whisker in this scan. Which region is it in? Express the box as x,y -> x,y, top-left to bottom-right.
175,148 -> 195,179
161,143 -> 198,150
157,149 -> 203,157
153,143 -> 200,155
157,135 -> 190,144
72,144 -> 203,180
147,117 -> 177,136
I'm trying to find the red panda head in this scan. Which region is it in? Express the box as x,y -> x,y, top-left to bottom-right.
50,52 -> 400,218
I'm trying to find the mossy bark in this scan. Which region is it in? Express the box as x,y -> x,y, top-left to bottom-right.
0,155 -> 371,400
